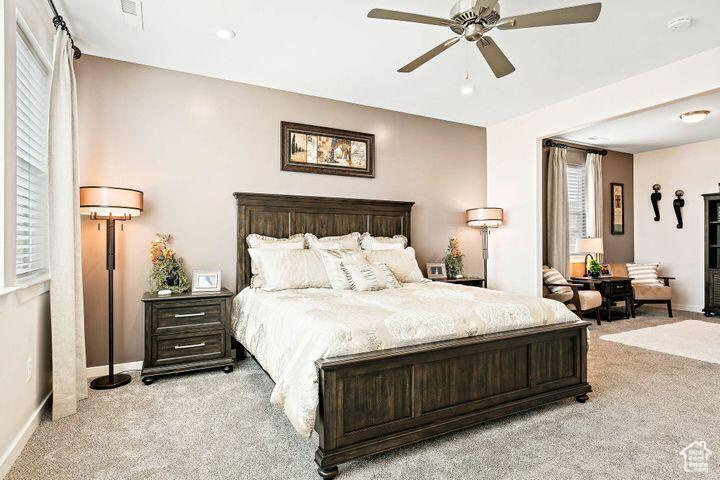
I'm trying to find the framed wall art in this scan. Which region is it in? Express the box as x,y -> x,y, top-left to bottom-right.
281,122 -> 375,178
611,182 -> 625,235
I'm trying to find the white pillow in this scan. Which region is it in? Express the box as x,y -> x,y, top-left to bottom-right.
363,247 -> 425,283
341,262 -> 402,292
246,234 -> 306,280
319,250 -> 366,290
248,249 -> 330,291
626,263 -> 662,285
306,232 -> 361,250
360,233 -> 408,251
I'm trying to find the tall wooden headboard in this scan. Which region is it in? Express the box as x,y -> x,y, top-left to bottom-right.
234,192 -> 414,292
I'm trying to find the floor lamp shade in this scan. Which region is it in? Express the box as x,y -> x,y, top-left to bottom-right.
466,207 -> 503,228
80,185 -> 143,390
80,186 -> 143,218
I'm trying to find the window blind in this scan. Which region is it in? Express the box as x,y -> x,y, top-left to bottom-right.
16,31 -> 50,279
567,164 -> 587,255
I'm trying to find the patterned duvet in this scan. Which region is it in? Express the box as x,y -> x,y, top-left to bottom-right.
230,282 -> 580,437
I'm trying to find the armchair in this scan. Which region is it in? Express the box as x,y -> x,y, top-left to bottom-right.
609,262 -> 675,317
543,266 -> 603,325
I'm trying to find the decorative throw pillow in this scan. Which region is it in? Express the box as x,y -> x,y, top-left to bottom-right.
306,232 -> 361,250
248,249 -> 330,291
363,247 -> 425,283
341,261 -> 402,292
542,266 -> 572,294
360,233 -> 408,251
319,250 -> 367,290
626,263 -> 662,285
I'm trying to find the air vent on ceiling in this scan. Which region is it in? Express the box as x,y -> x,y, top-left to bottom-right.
117,0 -> 144,30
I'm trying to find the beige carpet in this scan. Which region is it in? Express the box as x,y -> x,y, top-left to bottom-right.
7,308 -> 720,480
601,319 -> 720,365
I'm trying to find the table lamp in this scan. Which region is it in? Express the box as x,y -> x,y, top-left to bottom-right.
80,186 -> 143,389
466,207 -> 503,286
575,237 -> 604,277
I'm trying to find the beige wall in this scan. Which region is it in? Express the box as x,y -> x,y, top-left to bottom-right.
0,0 -> 53,476
634,138 -> 720,312
75,56 -> 487,366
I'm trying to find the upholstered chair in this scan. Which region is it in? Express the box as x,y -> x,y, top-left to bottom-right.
542,266 -> 603,325
609,262 -> 674,317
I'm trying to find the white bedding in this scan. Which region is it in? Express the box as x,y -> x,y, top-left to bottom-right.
230,282 -> 580,437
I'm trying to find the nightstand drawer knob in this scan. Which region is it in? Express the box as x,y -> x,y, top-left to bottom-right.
174,312 -> 206,318
174,342 -> 206,350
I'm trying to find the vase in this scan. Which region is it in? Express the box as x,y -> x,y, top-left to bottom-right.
165,269 -> 180,287
590,271 -> 601,278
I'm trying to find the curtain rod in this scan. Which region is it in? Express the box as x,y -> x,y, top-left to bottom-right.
544,139 -> 607,156
47,0 -> 82,59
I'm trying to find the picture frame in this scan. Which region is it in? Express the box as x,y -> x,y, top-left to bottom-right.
426,263 -> 447,280
611,183 -> 625,235
192,271 -> 221,293
281,121 -> 375,178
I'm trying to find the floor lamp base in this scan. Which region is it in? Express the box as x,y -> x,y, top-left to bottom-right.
90,373 -> 131,390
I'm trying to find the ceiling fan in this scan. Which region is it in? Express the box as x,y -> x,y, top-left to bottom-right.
367,1 -> 602,78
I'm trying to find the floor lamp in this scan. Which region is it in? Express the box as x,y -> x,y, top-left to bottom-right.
466,207 -> 504,287
80,186 -> 143,390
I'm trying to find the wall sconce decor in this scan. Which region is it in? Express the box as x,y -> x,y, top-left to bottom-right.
651,184 -> 662,221
673,190 -> 685,229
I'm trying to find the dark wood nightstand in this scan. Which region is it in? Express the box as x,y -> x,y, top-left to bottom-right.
433,277 -> 486,288
141,288 -> 234,385
571,276 -> 634,321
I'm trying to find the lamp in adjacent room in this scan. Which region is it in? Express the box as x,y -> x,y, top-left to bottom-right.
466,207 -> 504,287
575,237 -> 604,277
80,186 -> 143,390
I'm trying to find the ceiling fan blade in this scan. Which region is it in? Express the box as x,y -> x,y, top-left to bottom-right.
476,36 -> 516,78
398,37 -> 461,73
497,3 -> 602,30
368,8 -> 460,28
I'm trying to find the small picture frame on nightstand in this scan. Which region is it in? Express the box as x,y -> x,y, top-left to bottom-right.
426,263 -> 447,279
192,271 -> 221,292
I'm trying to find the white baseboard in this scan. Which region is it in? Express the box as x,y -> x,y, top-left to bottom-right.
643,303 -> 703,314
0,393 -> 51,479
86,361 -> 144,379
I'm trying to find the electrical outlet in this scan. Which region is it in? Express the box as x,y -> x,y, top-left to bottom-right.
26,357 -> 33,382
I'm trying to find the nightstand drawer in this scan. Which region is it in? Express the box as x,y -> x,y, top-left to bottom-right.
152,301 -> 223,334
608,281 -> 631,295
154,331 -> 226,366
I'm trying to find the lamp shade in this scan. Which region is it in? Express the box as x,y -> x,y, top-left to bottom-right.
466,207 -> 503,228
79,186 -> 143,218
575,237 -> 604,254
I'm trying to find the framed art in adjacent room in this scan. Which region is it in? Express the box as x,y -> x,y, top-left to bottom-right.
192,271 -> 222,292
611,182 -> 625,235
281,121 -> 375,178
426,263 -> 447,279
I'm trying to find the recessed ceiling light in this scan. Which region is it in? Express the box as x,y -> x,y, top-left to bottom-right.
679,110 -> 710,124
460,85 -> 475,96
587,136 -> 610,143
216,28 -> 236,40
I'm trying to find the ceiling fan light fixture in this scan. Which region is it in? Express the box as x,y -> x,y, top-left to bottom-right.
679,110 -> 710,124
460,84 -> 475,96
215,28 -> 236,40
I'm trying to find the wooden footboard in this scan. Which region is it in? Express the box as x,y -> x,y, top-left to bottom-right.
313,321 -> 591,478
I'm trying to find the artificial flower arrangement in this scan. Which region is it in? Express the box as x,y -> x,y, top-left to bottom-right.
148,233 -> 189,293
444,236 -> 464,279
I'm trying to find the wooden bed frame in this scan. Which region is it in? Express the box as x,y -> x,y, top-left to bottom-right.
233,192 -> 591,479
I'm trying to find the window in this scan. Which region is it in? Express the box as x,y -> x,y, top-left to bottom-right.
15,29 -> 50,281
567,163 -> 587,255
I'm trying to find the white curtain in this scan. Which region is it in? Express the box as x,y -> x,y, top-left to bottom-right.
586,152 -> 603,262
48,29 -> 87,419
547,147 -> 569,278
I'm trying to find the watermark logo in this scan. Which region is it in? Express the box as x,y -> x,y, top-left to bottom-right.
681,441 -> 712,473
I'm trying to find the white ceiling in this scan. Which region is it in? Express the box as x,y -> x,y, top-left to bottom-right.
58,0 -> 720,126
558,90 -> 720,153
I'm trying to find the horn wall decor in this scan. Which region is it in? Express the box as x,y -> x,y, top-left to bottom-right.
651,184 -> 662,221
673,190 -> 685,229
